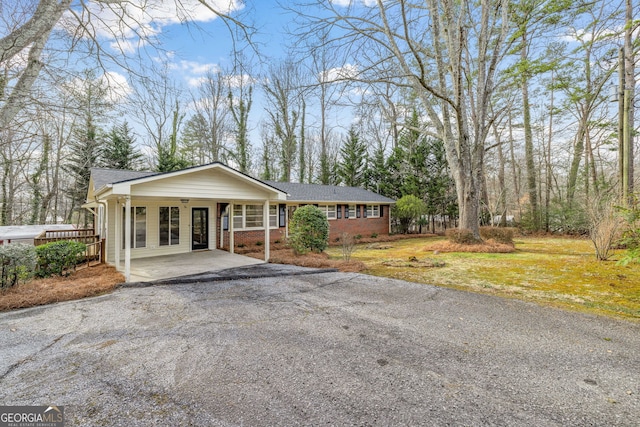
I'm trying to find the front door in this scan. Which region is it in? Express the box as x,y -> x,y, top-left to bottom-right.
192,208 -> 209,250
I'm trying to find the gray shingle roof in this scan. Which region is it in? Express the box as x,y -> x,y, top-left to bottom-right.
90,168 -> 159,191
89,167 -> 394,204
265,181 -> 394,204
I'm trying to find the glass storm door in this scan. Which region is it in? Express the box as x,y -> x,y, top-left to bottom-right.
192,208 -> 209,250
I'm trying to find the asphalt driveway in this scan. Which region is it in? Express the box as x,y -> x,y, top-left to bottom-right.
1,266 -> 639,426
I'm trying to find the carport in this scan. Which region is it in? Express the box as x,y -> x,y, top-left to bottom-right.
122,249 -> 264,282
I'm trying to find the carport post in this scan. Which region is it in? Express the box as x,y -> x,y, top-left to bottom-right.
115,199 -> 120,270
264,200 -> 270,262
124,196 -> 131,282
229,202 -> 234,254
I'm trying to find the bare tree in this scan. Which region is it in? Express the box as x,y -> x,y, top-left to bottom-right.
0,0 -> 251,131
189,69 -> 232,164
130,63 -> 183,169
262,60 -> 305,182
299,0 -> 512,238
227,54 -> 254,173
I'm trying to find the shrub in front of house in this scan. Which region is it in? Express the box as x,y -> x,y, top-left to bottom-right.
289,205 -> 329,254
36,240 -> 87,278
0,244 -> 37,290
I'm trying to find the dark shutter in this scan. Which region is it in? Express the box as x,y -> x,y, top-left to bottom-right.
380,205 -> 384,217
279,204 -> 286,227
337,205 -> 342,219
219,203 -> 229,231
345,205 -> 349,219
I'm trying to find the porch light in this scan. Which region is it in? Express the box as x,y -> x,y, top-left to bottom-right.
180,198 -> 189,204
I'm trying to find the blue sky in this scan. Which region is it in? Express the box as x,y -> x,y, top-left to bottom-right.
134,0 -> 295,89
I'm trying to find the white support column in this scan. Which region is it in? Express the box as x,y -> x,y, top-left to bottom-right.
220,204 -> 225,249
115,200 -> 120,271
124,196 -> 131,282
264,200 -> 270,262
229,202 -> 234,254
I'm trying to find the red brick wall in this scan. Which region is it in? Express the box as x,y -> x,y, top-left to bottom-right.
215,203 -> 390,250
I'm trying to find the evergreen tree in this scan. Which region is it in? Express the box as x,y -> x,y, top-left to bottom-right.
64,69 -> 112,226
102,121 -> 143,170
180,113 -> 209,165
337,126 -> 367,187
65,114 -> 102,225
364,145 -> 392,196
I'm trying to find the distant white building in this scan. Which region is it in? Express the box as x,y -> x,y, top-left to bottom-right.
0,224 -> 77,245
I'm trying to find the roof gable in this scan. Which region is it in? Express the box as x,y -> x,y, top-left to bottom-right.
89,163 -> 287,200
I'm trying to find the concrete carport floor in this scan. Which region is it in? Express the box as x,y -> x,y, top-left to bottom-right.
119,249 -> 264,282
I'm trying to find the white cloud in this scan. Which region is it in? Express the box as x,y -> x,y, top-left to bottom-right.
330,0 -> 379,7
187,76 -> 207,88
100,71 -> 133,103
60,71 -> 131,104
319,64 -> 359,83
179,60 -> 220,75
62,0 -> 245,54
224,73 -> 256,88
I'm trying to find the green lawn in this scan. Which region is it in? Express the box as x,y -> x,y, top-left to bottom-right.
326,237 -> 640,320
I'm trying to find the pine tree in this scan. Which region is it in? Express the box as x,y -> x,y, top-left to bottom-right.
65,114 -> 102,225
102,121 -> 143,170
337,126 -> 367,187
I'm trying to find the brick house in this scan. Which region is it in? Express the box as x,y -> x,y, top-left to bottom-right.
85,163 -> 394,280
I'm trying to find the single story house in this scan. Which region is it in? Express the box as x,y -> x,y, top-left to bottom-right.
84,163 -> 394,280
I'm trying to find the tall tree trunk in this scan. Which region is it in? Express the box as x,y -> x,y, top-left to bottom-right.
508,111 -> 522,221
623,0 -> 635,197
521,36 -> 539,229
298,100 -> 306,183
545,71 -> 555,232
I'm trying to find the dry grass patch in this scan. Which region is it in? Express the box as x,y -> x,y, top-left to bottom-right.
381,257 -> 445,268
0,264 -> 124,312
425,240 -> 515,253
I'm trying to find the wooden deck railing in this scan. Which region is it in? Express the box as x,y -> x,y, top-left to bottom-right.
34,228 -> 105,265
34,228 -> 96,243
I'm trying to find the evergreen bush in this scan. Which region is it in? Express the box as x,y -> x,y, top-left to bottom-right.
0,244 -> 37,290
289,205 -> 329,254
36,240 -> 86,277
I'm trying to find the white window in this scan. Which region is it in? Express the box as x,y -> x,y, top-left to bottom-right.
232,204 -> 265,229
245,204 -> 264,228
269,205 -> 278,228
348,204 -> 356,219
122,206 -> 146,248
318,204 -> 337,220
366,204 -> 380,218
159,207 -> 180,246
233,205 -> 243,229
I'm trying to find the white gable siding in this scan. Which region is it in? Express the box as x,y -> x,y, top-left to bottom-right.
130,169 -> 273,200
